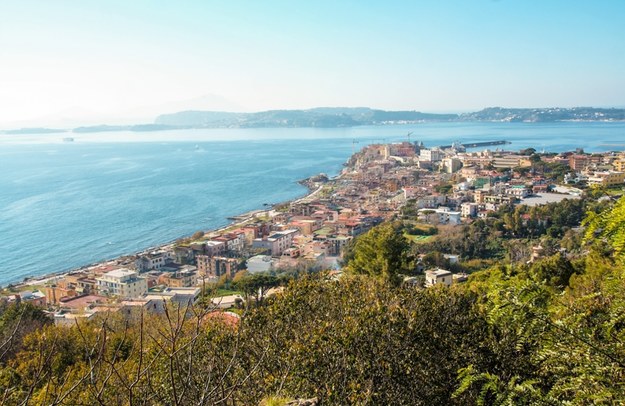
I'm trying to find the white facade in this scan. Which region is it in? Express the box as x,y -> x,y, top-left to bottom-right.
505,186 -> 530,198
425,269 -> 453,287
144,287 -> 201,307
252,229 -> 299,256
419,148 -> 444,162
416,195 -> 447,209
96,269 -> 148,298
419,207 -> 461,225
460,202 -> 478,218
135,251 -> 172,271
205,240 -> 226,257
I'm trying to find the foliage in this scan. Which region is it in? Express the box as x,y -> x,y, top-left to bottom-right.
239,275 -> 503,405
2,196 -> 625,404
0,302 -> 51,364
344,222 -> 412,284
232,272 -> 280,304
584,195 -> 625,263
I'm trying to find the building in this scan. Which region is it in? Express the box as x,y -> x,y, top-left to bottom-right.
460,202 -> 478,218
135,251 -> 172,272
388,142 -> 416,157
425,269 -> 453,287
505,185 -> 530,198
416,195 -> 446,209
211,232 -> 246,253
473,189 -> 487,204
144,287 -> 201,308
197,255 -> 239,278
204,240 -> 227,257
483,194 -> 516,205
4,290 -> 47,307
418,207 -> 461,225
587,171 -> 625,187
568,155 -> 589,172
492,155 -> 531,169
96,269 -> 148,298
419,148 -> 444,162
612,158 -> 625,172
327,235 -> 352,256
442,158 -> 462,173
252,229 -> 299,256
158,267 -> 198,288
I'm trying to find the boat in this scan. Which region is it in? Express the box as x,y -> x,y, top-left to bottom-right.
62,137 -> 74,142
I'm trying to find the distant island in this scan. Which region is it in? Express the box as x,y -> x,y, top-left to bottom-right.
2,107 -> 625,134
154,106 -> 625,129
2,127 -> 68,135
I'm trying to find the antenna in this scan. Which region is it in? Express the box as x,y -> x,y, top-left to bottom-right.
352,139 -> 359,155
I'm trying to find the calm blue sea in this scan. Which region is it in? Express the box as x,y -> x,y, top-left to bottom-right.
1,122 -> 624,285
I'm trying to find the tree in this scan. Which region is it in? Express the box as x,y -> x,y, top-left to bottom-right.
520,147 -> 536,156
345,222 -> 412,285
584,196 -> 625,263
0,302 -> 51,364
233,273 -> 279,304
191,230 -> 205,240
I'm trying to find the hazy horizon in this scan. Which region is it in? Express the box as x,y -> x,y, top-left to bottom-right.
1,0 -> 624,127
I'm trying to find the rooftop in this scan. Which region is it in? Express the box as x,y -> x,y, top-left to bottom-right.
101,268 -> 136,279
426,269 -> 452,277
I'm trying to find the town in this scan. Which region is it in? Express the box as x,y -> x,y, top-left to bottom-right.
3,140 -> 625,324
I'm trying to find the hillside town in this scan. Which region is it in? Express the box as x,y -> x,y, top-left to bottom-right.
4,140 -> 625,323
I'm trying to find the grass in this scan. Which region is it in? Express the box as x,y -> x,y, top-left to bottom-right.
0,284 -> 46,295
404,233 -> 432,243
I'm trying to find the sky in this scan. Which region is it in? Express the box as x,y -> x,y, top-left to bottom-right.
0,0 -> 624,127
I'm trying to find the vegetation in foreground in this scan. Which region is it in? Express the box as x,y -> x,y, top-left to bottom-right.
1,196 -> 625,405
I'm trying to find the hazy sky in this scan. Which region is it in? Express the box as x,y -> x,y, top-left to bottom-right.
1,0 -> 624,126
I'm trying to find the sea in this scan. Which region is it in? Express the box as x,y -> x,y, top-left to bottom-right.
1,122 -> 624,285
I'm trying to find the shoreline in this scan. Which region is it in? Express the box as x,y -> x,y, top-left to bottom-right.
4,179 -> 328,291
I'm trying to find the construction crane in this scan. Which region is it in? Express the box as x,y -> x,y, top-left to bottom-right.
406,132 -> 413,143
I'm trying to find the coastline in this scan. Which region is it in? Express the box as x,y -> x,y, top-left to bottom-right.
5,178 -> 328,290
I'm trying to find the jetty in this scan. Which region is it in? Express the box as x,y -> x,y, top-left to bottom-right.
439,140 -> 510,149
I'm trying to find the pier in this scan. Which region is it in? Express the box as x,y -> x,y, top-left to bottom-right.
439,140 -> 510,149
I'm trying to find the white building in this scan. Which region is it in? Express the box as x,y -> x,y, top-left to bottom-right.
460,202 -> 478,218
96,269 -> 148,298
144,287 -> 201,307
505,185 -> 530,198
419,148 -> 444,162
425,269 -> 453,287
418,207 -> 461,225
252,229 -> 299,256
204,240 -> 226,257
416,195 -> 447,209
135,250 -> 172,271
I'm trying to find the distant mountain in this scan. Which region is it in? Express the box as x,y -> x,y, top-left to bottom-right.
2,127 -> 67,135
3,107 -> 625,135
156,107 -> 625,129
72,124 -> 181,133
461,107 -> 625,122
155,107 -> 458,128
